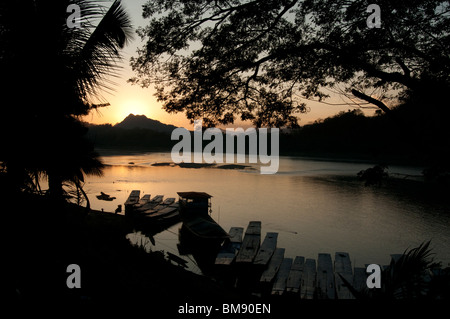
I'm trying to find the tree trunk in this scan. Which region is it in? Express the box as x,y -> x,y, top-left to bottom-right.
47,173 -> 64,201
76,179 -> 91,212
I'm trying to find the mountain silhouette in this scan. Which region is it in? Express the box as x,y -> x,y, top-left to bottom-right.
114,114 -> 178,133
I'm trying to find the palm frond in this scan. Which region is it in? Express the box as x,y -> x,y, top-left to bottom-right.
68,0 -> 134,104
383,240 -> 439,299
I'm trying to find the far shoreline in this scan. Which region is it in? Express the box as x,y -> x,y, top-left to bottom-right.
94,147 -> 426,169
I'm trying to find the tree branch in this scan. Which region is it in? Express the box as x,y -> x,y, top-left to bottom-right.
351,89 -> 391,114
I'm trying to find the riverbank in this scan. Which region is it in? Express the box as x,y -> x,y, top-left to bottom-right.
8,195 -> 239,308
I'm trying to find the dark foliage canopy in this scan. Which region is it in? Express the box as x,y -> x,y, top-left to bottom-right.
0,0 -> 133,197
130,0 -> 450,127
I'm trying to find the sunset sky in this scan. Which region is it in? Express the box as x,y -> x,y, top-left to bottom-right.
82,0 -> 376,129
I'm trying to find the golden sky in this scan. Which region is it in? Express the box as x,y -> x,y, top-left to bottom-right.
82,0 -> 375,129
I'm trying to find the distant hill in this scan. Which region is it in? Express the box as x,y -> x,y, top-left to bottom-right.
114,114 -> 178,133
85,114 -> 178,151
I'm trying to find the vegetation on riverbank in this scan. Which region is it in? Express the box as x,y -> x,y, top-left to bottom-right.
7,193 -> 238,307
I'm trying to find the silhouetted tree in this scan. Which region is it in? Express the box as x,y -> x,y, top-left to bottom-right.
0,0 -> 133,201
130,0 -> 450,129
341,241 -> 447,300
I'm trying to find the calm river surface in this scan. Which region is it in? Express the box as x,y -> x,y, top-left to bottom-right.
85,152 -> 450,272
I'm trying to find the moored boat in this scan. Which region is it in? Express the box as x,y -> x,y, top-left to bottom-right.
215,227 -> 244,266
235,221 -> 261,264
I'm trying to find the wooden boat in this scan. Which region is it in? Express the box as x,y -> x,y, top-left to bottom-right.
177,192 -> 212,220
159,210 -> 181,223
260,248 -> 285,284
133,194 -> 151,208
124,190 -> 140,206
162,197 -> 175,205
169,201 -> 179,208
352,267 -> 367,292
176,191 -> 228,272
125,190 -> 140,216
135,195 -> 164,212
317,253 -> 336,299
235,221 -> 261,264
144,206 -> 178,220
301,258 -> 316,299
96,192 -> 116,201
215,227 -> 244,266
178,213 -> 228,273
271,258 -> 293,295
286,256 -> 305,294
334,252 -> 354,299
182,214 -> 229,240
150,195 -> 164,204
253,232 -> 278,266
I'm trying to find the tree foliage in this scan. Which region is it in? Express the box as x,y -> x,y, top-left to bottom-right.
0,0 -> 133,200
130,0 -> 450,128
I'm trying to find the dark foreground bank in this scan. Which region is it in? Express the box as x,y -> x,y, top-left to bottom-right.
6,194 -> 241,308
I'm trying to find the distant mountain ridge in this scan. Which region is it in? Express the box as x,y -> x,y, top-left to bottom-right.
114,113 -> 178,133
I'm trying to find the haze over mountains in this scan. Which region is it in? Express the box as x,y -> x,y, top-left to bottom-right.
85,110 -> 423,164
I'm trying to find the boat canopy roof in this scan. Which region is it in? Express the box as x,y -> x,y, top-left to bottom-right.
177,192 -> 212,199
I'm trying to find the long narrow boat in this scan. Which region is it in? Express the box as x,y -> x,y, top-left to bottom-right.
301,258 -> 316,299
271,258 -> 293,295
286,256 -> 305,294
134,194 -> 151,208
136,195 -> 164,212
235,221 -> 261,264
162,197 -> 175,205
150,195 -> 164,204
317,253 -> 336,299
145,206 -> 178,220
215,227 -> 244,266
124,190 -> 140,216
158,210 -> 180,224
352,267 -> 367,293
334,252 -> 354,299
253,232 -> 278,267
178,213 -> 229,273
182,214 -> 229,240
260,248 -> 285,284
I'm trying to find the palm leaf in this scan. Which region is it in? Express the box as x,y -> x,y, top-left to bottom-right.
68,0 -> 134,104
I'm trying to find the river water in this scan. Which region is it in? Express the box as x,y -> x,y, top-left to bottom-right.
84,152 -> 450,272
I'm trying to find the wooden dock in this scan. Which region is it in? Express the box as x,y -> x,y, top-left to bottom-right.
235,221 -> 261,264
